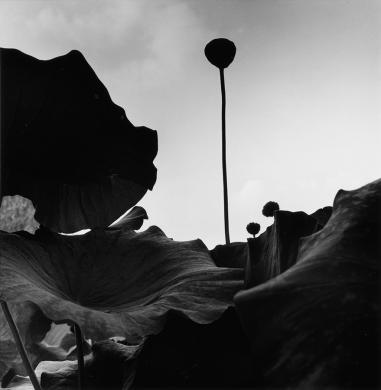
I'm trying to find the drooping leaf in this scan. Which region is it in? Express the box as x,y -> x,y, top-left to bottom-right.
235,179 -> 381,388
5,360 -> 79,390
33,323 -> 92,364
0,48 -> 158,233
5,340 -> 139,390
40,340 -> 140,390
1,320 -> 89,387
0,302 -> 52,379
0,224 -> 243,343
245,210 -> 320,287
4,374 -> 34,390
108,206 -> 148,231
210,209 -> 324,287
224,209 -> 329,290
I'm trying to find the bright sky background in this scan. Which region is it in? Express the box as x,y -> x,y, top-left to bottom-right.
1,0 -> 380,248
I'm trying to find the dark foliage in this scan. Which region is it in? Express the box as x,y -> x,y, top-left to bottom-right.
40,340 -> 138,390
210,242 -> 247,268
236,179 -> 381,388
134,308 -> 253,388
1,47 -> 157,232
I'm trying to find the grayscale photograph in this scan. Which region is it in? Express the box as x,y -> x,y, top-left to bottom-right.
0,1 -> 379,389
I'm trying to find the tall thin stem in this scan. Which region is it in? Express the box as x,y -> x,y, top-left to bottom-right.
0,301 -> 42,390
219,68 -> 230,244
73,323 -> 85,390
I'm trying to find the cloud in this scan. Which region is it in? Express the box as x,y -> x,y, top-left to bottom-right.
236,179 -> 264,206
0,0 -> 208,87
1,1 -> 147,62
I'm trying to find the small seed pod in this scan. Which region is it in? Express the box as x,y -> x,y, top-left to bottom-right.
262,201 -> 280,217
246,222 -> 261,237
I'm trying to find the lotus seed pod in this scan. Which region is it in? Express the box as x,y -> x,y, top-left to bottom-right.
246,222 -> 261,237
262,201 -> 280,217
204,38 -> 236,69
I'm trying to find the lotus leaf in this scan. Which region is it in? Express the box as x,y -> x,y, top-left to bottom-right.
235,178 -> 381,387
0,302 -> 51,379
0,223 -> 243,344
0,48 -> 157,233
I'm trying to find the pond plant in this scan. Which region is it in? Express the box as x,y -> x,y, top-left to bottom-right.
0,47 -> 242,390
204,38 -> 236,244
0,47 -> 158,390
0,42 -> 380,390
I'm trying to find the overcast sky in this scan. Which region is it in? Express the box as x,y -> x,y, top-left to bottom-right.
1,0 -> 380,247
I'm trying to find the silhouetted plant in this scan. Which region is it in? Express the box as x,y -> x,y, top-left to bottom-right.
204,38 -> 236,70
262,201 -> 279,217
0,47 -> 159,390
204,38 -> 236,244
246,222 -> 260,237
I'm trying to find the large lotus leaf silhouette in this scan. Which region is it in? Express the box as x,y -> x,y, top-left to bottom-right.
0,218 -> 243,344
235,179 -> 381,388
0,48 -> 157,233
